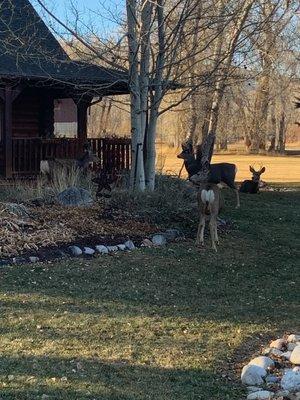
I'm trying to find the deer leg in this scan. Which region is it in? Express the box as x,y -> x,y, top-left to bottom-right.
215,223 -> 219,245
209,218 -> 217,252
235,187 -> 240,208
196,214 -> 205,246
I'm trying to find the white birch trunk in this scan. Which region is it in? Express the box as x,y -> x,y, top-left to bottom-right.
126,0 -> 145,190
144,0 -> 165,191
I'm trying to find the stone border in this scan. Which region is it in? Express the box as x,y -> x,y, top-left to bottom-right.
0,229 -> 183,266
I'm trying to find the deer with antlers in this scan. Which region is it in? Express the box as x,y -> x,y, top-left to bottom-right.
239,166 -> 266,194
178,136 -> 240,208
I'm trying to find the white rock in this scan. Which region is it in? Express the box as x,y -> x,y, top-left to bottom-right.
124,240 -> 135,250
83,247 -> 95,255
270,339 -> 286,350
107,246 -> 118,252
281,369 -> 300,391
281,351 -> 292,360
152,234 -> 167,246
95,245 -> 109,254
29,256 -> 39,263
247,390 -> 274,400
288,335 -> 300,343
290,346 -> 300,365
241,365 -> 267,386
117,244 -> 126,251
294,367 -> 300,372
249,356 -> 274,370
68,246 -> 82,256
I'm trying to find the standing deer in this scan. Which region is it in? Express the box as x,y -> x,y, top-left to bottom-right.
188,133 -> 222,251
40,143 -> 99,180
239,166 -> 266,194
178,139 -> 240,208
195,183 -> 221,252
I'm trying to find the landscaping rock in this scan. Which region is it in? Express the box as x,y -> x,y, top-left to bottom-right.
163,229 -> 181,241
29,256 -> 39,263
117,244 -> 126,251
141,238 -> 154,247
68,246 -> 82,256
270,348 -> 284,357
281,370 -> 300,391
241,365 -> 267,386
12,257 -> 27,264
249,356 -> 275,370
290,346 -> 300,365
95,245 -> 109,254
107,246 -> 118,253
288,335 -> 300,343
83,247 -> 95,255
151,234 -> 167,246
57,187 -> 93,207
270,339 -> 286,350
294,367 -> 300,373
247,390 -> 274,400
124,240 -> 135,250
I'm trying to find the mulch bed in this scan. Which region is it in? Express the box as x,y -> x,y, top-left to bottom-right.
0,203 -> 157,258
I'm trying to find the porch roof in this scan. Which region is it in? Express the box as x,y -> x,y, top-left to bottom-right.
0,0 -> 129,95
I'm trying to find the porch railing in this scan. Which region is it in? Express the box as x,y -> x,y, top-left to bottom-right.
12,137 -> 131,175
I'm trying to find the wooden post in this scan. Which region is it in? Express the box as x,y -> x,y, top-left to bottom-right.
4,86 -> 13,178
77,101 -> 89,151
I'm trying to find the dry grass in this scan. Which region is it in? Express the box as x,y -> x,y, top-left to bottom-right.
157,144 -> 300,183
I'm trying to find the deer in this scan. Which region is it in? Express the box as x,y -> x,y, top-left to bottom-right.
188,133 -> 222,251
178,139 -> 240,208
239,166 -> 266,194
40,143 -> 99,180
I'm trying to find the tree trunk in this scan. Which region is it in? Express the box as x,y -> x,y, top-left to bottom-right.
277,111 -> 286,154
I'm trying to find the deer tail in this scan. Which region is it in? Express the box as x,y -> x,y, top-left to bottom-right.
201,189 -> 215,215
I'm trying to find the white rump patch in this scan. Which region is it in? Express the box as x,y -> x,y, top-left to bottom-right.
201,189 -> 215,204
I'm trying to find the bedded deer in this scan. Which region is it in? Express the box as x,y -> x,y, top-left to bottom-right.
239,166 -> 266,194
178,141 -> 240,208
195,183 -> 221,252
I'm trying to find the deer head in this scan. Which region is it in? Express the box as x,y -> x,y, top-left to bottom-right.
177,139 -> 194,159
249,166 -> 266,182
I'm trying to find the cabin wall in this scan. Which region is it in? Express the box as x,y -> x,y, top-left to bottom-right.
12,87 -> 57,139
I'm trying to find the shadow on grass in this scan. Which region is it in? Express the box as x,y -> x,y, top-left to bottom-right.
0,354 -> 242,400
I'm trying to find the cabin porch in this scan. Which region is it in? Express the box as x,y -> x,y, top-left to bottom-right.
0,84 -> 131,177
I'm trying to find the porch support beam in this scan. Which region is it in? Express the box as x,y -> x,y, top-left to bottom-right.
76,97 -> 92,150
4,86 -> 13,178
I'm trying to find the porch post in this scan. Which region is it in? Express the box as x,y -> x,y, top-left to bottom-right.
77,101 -> 89,146
4,86 -> 13,178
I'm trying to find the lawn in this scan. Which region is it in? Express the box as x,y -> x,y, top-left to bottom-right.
0,188 -> 299,399
157,143 -> 300,183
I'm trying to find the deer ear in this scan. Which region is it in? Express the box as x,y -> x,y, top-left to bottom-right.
249,166 -> 255,173
260,167 -> 266,174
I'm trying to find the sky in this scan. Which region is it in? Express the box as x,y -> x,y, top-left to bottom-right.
29,0 -> 125,37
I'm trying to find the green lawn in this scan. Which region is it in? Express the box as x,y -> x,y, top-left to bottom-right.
0,188 -> 299,399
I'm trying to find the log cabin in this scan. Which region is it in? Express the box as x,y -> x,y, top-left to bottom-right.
0,0 -> 131,178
